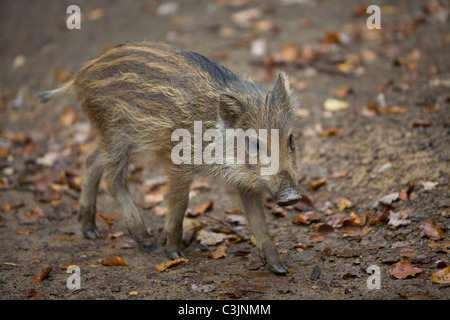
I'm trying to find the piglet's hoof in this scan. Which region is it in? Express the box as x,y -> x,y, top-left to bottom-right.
130,230 -> 156,248
82,224 -> 101,240
165,245 -> 187,260
267,261 -> 291,275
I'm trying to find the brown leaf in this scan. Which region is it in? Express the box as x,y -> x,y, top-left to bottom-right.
144,190 -> 164,204
331,169 -> 348,179
208,245 -> 228,259
368,211 -> 389,225
32,267 -> 52,283
189,201 -> 213,217
293,194 -> 315,212
98,213 -> 115,230
323,31 -> 342,44
87,8 -> 104,21
412,120 -> 431,127
102,256 -> 129,266
382,106 -> 407,114
280,42 -> 298,62
318,128 -> 340,136
271,207 -> 287,217
338,197 -> 352,212
16,229 -> 35,235
2,202 -> 24,211
308,177 -> 326,190
388,260 -> 422,279
333,87 -> 354,98
399,189 -> 408,201
110,236 -> 137,249
60,105 -> 77,126
420,219 -> 445,239
337,212 -> 361,227
429,241 -> 450,253
26,206 -> 44,219
430,266 -> 450,284
246,259 -> 263,270
53,69 -> 71,83
155,258 -> 189,272
292,214 -> 308,225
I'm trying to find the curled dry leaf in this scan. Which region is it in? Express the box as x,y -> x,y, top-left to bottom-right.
429,241 -> 450,253
388,260 -> 422,279
331,169 -> 348,179
338,197 -> 352,212
430,266 -> 450,284
324,98 -> 348,112
102,256 -> 128,266
337,212 -> 361,227
308,177 -> 326,190
144,190 -> 164,204
155,258 -> 189,272
2,202 -> 25,211
319,128 -> 340,136
189,201 -> 213,217
15,229 -> 35,235
388,210 -> 411,227
368,211 -> 389,225
208,245 -> 228,259
60,105 -> 77,126
420,219 -> 445,240
32,267 -> 52,283
26,206 -> 44,219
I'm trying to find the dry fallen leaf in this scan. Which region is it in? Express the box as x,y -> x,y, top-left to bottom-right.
208,245 -> 228,259
319,128 -> 340,136
429,241 -> 450,254
280,42 -> 298,62
368,211 -> 389,225
420,219 -> 445,240
98,213 -> 115,230
26,206 -> 44,219
197,229 -> 230,246
102,256 -> 129,266
144,190 -> 164,204
388,260 -> 422,279
388,210 -> 411,227
430,266 -> 450,284
412,120 -> 431,127
155,258 -> 189,272
333,87 -> 354,98
189,201 -> 213,217
129,290 -> 139,295
292,214 -> 308,225
60,105 -> 77,126
324,98 -> 348,112
331,169 -> 348,179
337,212 -> 361,227
308,177 -> 326,190
32,267 -> 52,283
15,229 -> 35,235
87,8 -> 105,21
338,197 -> 352,212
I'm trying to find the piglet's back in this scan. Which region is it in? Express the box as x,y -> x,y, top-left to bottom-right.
73,42 -> 259,125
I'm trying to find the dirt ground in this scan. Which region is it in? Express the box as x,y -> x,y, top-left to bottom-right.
0,0 -> 449,300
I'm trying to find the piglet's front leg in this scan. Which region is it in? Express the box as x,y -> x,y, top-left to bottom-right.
240,191 -> 290,274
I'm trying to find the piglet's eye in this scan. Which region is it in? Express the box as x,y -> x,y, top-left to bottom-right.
288,133 -> 294,150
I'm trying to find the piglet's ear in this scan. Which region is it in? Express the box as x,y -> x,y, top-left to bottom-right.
218,93 -> 244,127
272,72 -> 293,105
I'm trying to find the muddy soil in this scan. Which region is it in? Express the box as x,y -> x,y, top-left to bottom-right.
0,0 -> 449,300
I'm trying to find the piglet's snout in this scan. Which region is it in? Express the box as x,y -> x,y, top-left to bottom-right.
276,186 -> 301,206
